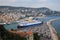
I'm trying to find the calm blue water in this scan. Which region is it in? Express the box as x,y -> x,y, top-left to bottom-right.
52,19 -> 60,35
4,23 -> 18,30
4,16 -> 60,35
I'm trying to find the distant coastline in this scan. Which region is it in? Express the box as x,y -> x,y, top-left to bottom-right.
47,18 -> 60,40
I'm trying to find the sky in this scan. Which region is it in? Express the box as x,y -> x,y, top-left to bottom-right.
0,0 -> 60,11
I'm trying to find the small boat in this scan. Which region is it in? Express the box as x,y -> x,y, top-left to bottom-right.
0,23 -> 6,25
6,22 -> 11,25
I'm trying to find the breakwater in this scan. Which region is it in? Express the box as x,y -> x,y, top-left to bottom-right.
47,18 -> 60,40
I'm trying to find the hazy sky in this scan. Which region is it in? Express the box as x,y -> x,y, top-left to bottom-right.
0,0 -> 60,11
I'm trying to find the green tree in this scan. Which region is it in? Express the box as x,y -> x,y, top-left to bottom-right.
33,33 -> 40,40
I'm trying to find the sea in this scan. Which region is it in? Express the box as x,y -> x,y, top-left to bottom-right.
51,19 -> 60,35
4,16 -> 60,35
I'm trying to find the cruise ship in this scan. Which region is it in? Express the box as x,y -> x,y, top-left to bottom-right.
17,17 -> 43,28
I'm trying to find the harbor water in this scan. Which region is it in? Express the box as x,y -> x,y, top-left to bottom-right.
4,16 -> 60,35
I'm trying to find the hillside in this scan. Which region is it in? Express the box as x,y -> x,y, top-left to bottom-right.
0,6 -> 60,16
